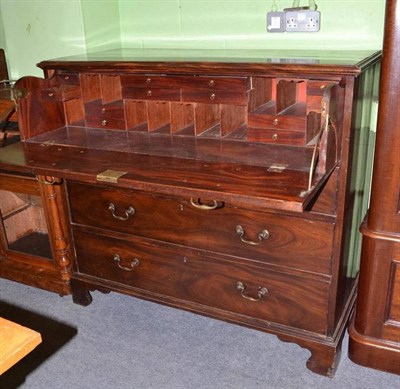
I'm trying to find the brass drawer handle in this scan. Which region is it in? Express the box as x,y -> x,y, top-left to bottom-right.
208,80 -> 215,86
108,203 -> 135,221
209,93 -> 216,101
190,198 -> 220,210
113,254 -> 139,272
101,119 -> 107,126
236,281 -> 268,302
236,225 -> 270,245
147,90 -> 152,97
146,78 -> 151,84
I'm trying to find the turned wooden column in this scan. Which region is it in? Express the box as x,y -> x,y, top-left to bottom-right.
348,0 -> 400,375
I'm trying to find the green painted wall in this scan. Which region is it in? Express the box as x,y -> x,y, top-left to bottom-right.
0,0 -> 86,79
0,9 -> 6,54
81,0 -> 121,53
119,0 -> 386,50
0,0 -> 387,77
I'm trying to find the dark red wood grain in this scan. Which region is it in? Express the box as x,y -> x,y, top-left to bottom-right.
348,0 -> 400,375
0,48 -> 382,377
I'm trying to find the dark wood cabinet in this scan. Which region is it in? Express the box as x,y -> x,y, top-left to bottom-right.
0,49 -> 381,376
348,1 -> 400,375
0,169 -> 72,295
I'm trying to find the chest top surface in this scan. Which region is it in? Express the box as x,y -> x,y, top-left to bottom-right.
37,48 -> 381,76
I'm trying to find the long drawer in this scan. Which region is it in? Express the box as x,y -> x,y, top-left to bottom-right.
120,74 -> 250,92
120,75 -> 250,105
73,228 -> 329,334
68,182 -> 334,274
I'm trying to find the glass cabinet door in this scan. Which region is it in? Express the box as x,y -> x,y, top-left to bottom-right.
0,172 -> 72,295
0,180 -> 52,259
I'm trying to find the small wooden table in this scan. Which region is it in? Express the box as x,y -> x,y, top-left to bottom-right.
0,317 -> 42,375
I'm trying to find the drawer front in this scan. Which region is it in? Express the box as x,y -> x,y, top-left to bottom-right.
120,75 -> 250,92
84,100 -> 125,118
73,229 -> 329,334
180,76 -> 250,92
248,112 -> 307,132
68,182 -> 334,274
121,75 -> 179,88
122,86 -> 181,101
85,116 -> 126,130
84,100 -> 126,129
182,89 -> 248,105
56,72 -> 80,85
247,128 -> 306,146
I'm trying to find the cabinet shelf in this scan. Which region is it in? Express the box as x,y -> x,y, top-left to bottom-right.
27,126 -> 314,169
8,231 -> 52,259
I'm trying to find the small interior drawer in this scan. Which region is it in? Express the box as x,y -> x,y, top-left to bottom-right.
179,76 -> 250,92
122,86 -> 181,101
120,74 -> 250,92
182,89 -> 248,105
84,100 -> 125,118
247,128 -> 306,145
248,112 -> 307,132
56,72 -> 80,85
85,116 -> 126,130
121,75 -> 179,88
73,228 -> 329,334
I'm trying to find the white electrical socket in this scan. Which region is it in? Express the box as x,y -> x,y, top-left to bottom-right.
285,10 -> 320,32
267,12 -> 286,33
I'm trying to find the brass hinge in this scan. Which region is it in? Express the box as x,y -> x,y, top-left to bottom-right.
96,169 -> 127,184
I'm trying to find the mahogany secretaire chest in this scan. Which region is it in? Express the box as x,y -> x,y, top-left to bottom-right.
0,49 -> 381,376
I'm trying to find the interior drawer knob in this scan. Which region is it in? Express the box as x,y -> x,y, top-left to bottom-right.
235,225 -> 270,245
113,254 -> 139,272
209,93 -> 216,101
108,203 -> 135,221
236,281 -> 268,302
